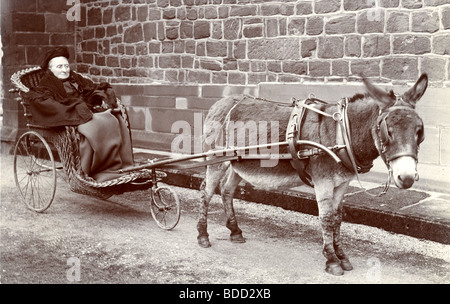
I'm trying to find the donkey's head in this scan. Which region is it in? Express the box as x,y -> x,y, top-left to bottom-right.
364,74 -> 428,189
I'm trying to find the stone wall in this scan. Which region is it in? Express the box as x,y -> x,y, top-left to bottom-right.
77,0 -> 450,87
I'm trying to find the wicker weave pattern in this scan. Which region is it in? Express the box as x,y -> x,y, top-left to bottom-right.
11,67 -> 166,198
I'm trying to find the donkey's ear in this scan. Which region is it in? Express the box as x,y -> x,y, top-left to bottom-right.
402,73 -> 428,108
363,77 -> 395,109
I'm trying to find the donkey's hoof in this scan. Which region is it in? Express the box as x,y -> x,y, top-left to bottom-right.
197,236 -> 211,248
325,262 -> 344,276
340,258 -> 353,271
230,234 -> 246,244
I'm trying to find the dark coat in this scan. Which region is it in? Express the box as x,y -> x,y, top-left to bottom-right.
24,71 -> 116,127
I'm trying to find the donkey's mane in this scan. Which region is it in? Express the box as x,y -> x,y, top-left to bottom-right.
348,90 -> 396,103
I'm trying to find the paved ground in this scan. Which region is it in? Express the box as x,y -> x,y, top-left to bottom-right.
1,153 -> 449,285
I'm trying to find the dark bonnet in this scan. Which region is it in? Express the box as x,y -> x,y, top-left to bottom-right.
41,46 -> 70,70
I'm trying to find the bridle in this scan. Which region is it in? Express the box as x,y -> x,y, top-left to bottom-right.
337,94 -> 424,197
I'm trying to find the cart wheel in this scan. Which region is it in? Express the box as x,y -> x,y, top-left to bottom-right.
150,185 -> 180,230
13,131 -> 57,213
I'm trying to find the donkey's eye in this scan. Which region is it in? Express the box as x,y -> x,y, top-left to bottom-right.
417,126 -> 425,144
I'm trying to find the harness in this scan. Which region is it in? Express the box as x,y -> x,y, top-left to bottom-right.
286,94 -> 423,196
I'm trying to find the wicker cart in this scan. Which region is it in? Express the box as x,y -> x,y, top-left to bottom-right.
10,67 -> 180,230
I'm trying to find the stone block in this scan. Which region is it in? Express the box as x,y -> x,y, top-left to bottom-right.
314,0 -> 341,13
318,36 -> 344,59
15,33 -> 49,45
433,35 -> 450,55
206,41 -> 228,57
420,57 -> 446,81
381,57 -> 418,80
186,70 -> 211,83
224,18 -> 241,40
332,60 -> 350,76
442,7 -> 450,29
45,14 -> 72,33
412,10 -> 439,33
363,35 -> 390,57
306,16 -> 323,35
124,24 -> 143,43
243,24 -> 263,38
350,59 -> 381,77
265,18 -> 278,37
87,7 -> 102,26
228,72 -> 246,85
260,3 -> 281,16
309,61 -> 330,77
345,35 -> 361,57
325,15 -> 356,34
386,11 -> 410,32
296,2 -> 313,15
115,6 -> 131,22
301,39 -> 317,58
248,38 -> 300,60
282,61 -> 307,75
194,20 -> 210,39
147,107 -> 199,134
127,107 -> 146,130
200,58 -> 222,71
393,35 -> 431,55
288,18 -> 305,35
142,84 -> 199,97
357,10 -> 385,34
424,0 -> 450,6
229,5 -> 257,17
13,13 -> 45,32
158,55 -> 181,68
343,0 -> 372,10
404,0 -> 425,9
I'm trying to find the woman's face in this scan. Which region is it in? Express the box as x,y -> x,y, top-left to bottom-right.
49,56 -> 70,80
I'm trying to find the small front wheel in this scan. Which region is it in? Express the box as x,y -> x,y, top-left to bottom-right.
150,185 -> 180,230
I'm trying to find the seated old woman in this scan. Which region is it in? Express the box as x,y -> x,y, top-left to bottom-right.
25,47 -> 134,183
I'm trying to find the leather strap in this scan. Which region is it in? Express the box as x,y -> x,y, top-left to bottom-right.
286,100 -> 314,186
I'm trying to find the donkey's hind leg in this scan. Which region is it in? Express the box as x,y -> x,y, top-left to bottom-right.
221,167 -> 245,243
197,162 -> 229,248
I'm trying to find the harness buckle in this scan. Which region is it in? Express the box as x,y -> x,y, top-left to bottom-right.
332,112 -> 342,121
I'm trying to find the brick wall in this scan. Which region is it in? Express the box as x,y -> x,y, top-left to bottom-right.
77,0 -> 450,87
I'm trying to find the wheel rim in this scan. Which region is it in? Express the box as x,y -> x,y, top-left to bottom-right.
150,185 -> 180,230
13,131 -> 56,213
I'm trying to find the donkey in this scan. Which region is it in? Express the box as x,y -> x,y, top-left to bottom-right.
196,74 -> 428,276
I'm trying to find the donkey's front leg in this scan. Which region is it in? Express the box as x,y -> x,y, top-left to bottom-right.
315,181 -> 349,276
221,168 -> 245,243
331,181 -> 353,271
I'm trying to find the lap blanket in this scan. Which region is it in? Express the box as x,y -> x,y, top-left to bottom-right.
77,110 -> 134,183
